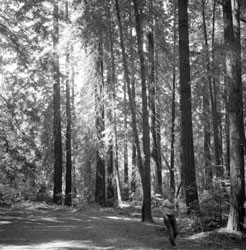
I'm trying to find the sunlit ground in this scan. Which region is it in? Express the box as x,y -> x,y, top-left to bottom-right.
186,227 -> 244,241
0,240 -> 114,250
0,206 -> 146,250
105,216 -> 139,222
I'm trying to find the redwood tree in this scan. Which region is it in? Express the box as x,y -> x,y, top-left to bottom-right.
95,42 -> 106,206
64,1 -> 72,207
148,30 -> 162,195
201,0 -> 212,189
223,0 -> 245,232
178,0 -> 199,213
133,0 -> 153,222
52,0 -> 63,205
170,0 -> 178,192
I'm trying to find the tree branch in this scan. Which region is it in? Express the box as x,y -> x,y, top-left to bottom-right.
161,152 -> 171,170
240,18 -> 246,24
0,22 -> 29,66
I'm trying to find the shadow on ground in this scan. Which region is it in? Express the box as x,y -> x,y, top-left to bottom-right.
0,203 -> 245,250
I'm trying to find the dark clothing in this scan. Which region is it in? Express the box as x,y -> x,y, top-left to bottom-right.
163,214 -> 178,247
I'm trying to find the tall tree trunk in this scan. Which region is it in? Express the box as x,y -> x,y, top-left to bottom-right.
223,0 -> 245,232
64,1 -> 72,206
115,0 -> 152,221
211,2 -> 223,178
120,3 -> 129,189
223,1 -> 231,178
178,0 -> 199,213
212,88 -> 223,178
129,10 -> 138,200
95,42 -> 106,206
105,0 -> 115,206
114,157 -> 122,205
71,63 -> 77,197
170,0 -> 177,192
201,0 -> 212,189
116,2 -> 129,190
148,31 -> 162,195
115,0 -> 142,179
131,143 -> 137,196
107,0 -> 122,206
155,51 -> 162,196
147,0 -> 162,196
123,74 -> 129,187
108,0 -> 122,205
155,95 -> 162,194
115,0 -> 143,190
123,96 -> 129,186
52,0 -> 63,205
225,94 -> 230,177
133,0 -> 153,222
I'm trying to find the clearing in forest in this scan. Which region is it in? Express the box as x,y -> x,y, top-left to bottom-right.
0,202 -> 245,250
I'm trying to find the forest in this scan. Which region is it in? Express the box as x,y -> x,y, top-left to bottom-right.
0,0 -> 245,244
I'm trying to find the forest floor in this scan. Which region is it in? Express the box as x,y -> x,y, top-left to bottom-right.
0,202 -> 245,250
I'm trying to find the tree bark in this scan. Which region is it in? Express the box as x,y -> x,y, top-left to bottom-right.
223,1 -> 232,179
64,1 -> 72,206
115,0 -> 142,205
129,10 -> 138,200
131,143 -> 137,196
105,0 -> 117,206
148,31 -> 162,195
95,42 -> 106,206
71,62 -> 77,197
210,2 -> 223,179
223,0 -> 245,232
52,0 -> 63,205
178,0 -> 199,213
201,0 -> 212,189
170,0 -> 177,192
147,0 -> 162,196
114,0 -> 143,196
133,0 -> 153,222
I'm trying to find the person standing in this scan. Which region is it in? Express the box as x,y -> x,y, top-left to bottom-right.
160,189 -> 179,248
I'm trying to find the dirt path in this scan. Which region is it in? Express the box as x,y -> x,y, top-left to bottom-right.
0,203 -> 245,250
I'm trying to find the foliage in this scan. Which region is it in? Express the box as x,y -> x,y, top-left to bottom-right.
0,0 -> 55,202
185,185 -> 230,232
0,184 -> 21,207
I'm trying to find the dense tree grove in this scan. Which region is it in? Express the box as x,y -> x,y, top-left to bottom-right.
0,0 -> 245,232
